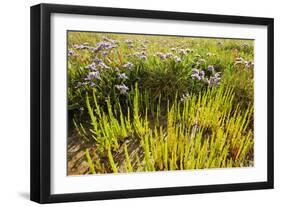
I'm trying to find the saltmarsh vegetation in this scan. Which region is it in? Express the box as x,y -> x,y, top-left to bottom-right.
68,32 -> 254,174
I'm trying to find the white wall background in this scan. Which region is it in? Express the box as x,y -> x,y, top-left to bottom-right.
0,0 -> 279,206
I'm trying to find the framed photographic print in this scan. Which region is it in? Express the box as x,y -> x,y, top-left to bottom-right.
30,3 -> 274,203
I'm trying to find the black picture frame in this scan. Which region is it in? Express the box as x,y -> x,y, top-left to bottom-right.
30,3 -> 274,204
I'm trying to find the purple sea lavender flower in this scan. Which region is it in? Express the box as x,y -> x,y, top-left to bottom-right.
85,71 -> 101,80
191,73 -> 201,80
199,70 -> 205,78
97,41 -> 112,49
68,50 -> 76,56
123,62 -> 134,70
93,56 -> 103,64
244,60 -> 254,68
102,51 -> 109,57
90,82 -> 96,87
119,73 -> 128,79
192,68 -> 200,74
115,84 -> 129,95
93,41 -> 114,52
85,63 -> 96,71
98,62 -> 110,69
73,44 -> 88,50
207,65 -> 215,72
103,37 -> 118,44
156,52 -> 166,60
179,49 -> 186,56
165,53 -> 173,58
214,72 -> 221,78
139,55 -> 147,60
174,56 -> 182,63
209,75 -> 221,87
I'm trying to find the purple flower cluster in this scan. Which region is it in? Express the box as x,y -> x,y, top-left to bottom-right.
191,66 -> 221,88
244,61 -> 254,68
171,47 -> 193,56
93,41 -> 116,53
124,39 -> 134,48
98,61 -> 110,69
123,62 -> 134,70
207,65 -> 214,72
115,84 -> 129,95
208,73 -> 221,87
234,57 -> 254,69
85,71 -> 101,81
73,43 -> 90,50
118,73 -> 128,80
68,50 -> 78,57
179,49 -> 186,56
103,37 -> 118,45
133,51 -> 147,60
191,68 -> 204,80
94,56 -> 109,69
156,52 -> 167,60
155,52 -> 173,60
102,51 -> 109,57
86,63 -> 96,71
174,56 -> 182,63
86,56 -> 110,71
